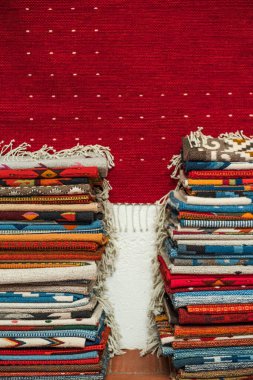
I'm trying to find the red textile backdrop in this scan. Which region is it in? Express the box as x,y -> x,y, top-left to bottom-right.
0,0 -> 253,203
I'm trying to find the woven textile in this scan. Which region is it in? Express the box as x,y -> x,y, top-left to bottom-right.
0,145 -> 119,379
1,1 -> 253,202
148,130 -> 253,379
0,167 -> 99,179
0,184 -> 93,197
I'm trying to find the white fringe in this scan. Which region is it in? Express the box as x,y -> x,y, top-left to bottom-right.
0,141 -> 114,168
95,182 -> 123,356
140,193 -> 170,356
167,154 -> 182,179
186,127 -> 253,148
95,295 -> 124,357
187,126 -> 210,147
111,204 -> 155,233
218,130 -> 253,142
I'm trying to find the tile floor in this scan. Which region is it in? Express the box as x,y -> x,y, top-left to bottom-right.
107,350 -> 171,379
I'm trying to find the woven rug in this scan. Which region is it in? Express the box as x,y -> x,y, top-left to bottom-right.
1,1 -> 253,202
0,144 -> 122,379
146,130 -> 253,380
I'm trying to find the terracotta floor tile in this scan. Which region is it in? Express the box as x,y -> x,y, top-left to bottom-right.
107,375 -> 170,379
108,350 -> 171,377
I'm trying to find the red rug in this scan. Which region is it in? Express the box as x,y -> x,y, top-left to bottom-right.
1,0 -> 253,203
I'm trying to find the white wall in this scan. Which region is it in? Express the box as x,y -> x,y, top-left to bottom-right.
107,204 -> 157,349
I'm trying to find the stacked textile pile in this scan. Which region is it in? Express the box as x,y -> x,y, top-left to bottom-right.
0,142 -> 118,380
154,129 -> 253,380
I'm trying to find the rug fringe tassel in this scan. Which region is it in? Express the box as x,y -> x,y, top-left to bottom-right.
141,193 -> 169,356
167,154 -> 182,179
111,203 -> 155,233
186,127 -> 253,148
95,181 -> 122,356
140,324 -> 160,356
187,126 -> 209,147
95,294 -> 124,357
0,142 -> 120,354
0,141 -> 115,168
218,130 -> 253,141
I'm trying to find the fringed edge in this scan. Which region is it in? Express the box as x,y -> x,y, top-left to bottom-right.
95,295 -> 124,357
140,193 -> 170,356
110,203 -> 155,233
94,180 -> 123,357
0,142 -> 119,352
167,154 -> 182,179
186,127 -> 253,148
218,130 -> 253,141
187,127 -> 210,148
0,141 -> 115,168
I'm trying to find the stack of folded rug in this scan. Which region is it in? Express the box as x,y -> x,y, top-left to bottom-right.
153,129 -> 253,380
0,142 -> 118,380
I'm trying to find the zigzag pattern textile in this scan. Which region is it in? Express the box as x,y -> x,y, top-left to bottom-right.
0,142 -> 119,380
153,129 -> 253,380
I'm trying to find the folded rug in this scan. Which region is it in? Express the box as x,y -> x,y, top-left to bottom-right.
0,262 -> 97,284
0,280 -> 94,296
173,258 -> 253,266
180,219 -> 253,228
162,250 -> 253,274
173,335 -> 253,349
170,190 -> 253,213
166,284 -> 253,293
184,160 -> 253,171
163,295 -> 253,325
0,220 -> 104,234
181,176 -> 253,187
0,248 -> 105,262
182,129 -> 253,162
174,324 -> 253,338
0,154 -> 109,177
0,241 -> 102,251
184,362 -> 253,373
178,307 -> 253,325
185,184 -> 253,192
177,211 -> 253,221
0,211 -> 102,223
174,354 -> 253,369
178,189 -> 253,205
173,346 -> 253,360
187,170 -> 253,179
0,296 -> 98,316
158,255 -> 253,288
169,226 -> 253,240
0,167 -> 99,179
0,177 -> 92,187
185,188 -> 253,198
0,325 -> 110,354
0,346 -> 109,379
187,303 -> 253,314
0,184 -> 92,197
0,202 -> 101,212
0,233 -> 106,244
169,264 -> 253,275
178,367 -> 253,378
0,305 -> 103,328
0,194 -> 96,204
171,289 -> 253,308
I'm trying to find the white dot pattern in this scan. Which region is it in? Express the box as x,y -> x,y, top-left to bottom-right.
2,3 -> 253,173
1,1 -> 253,206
